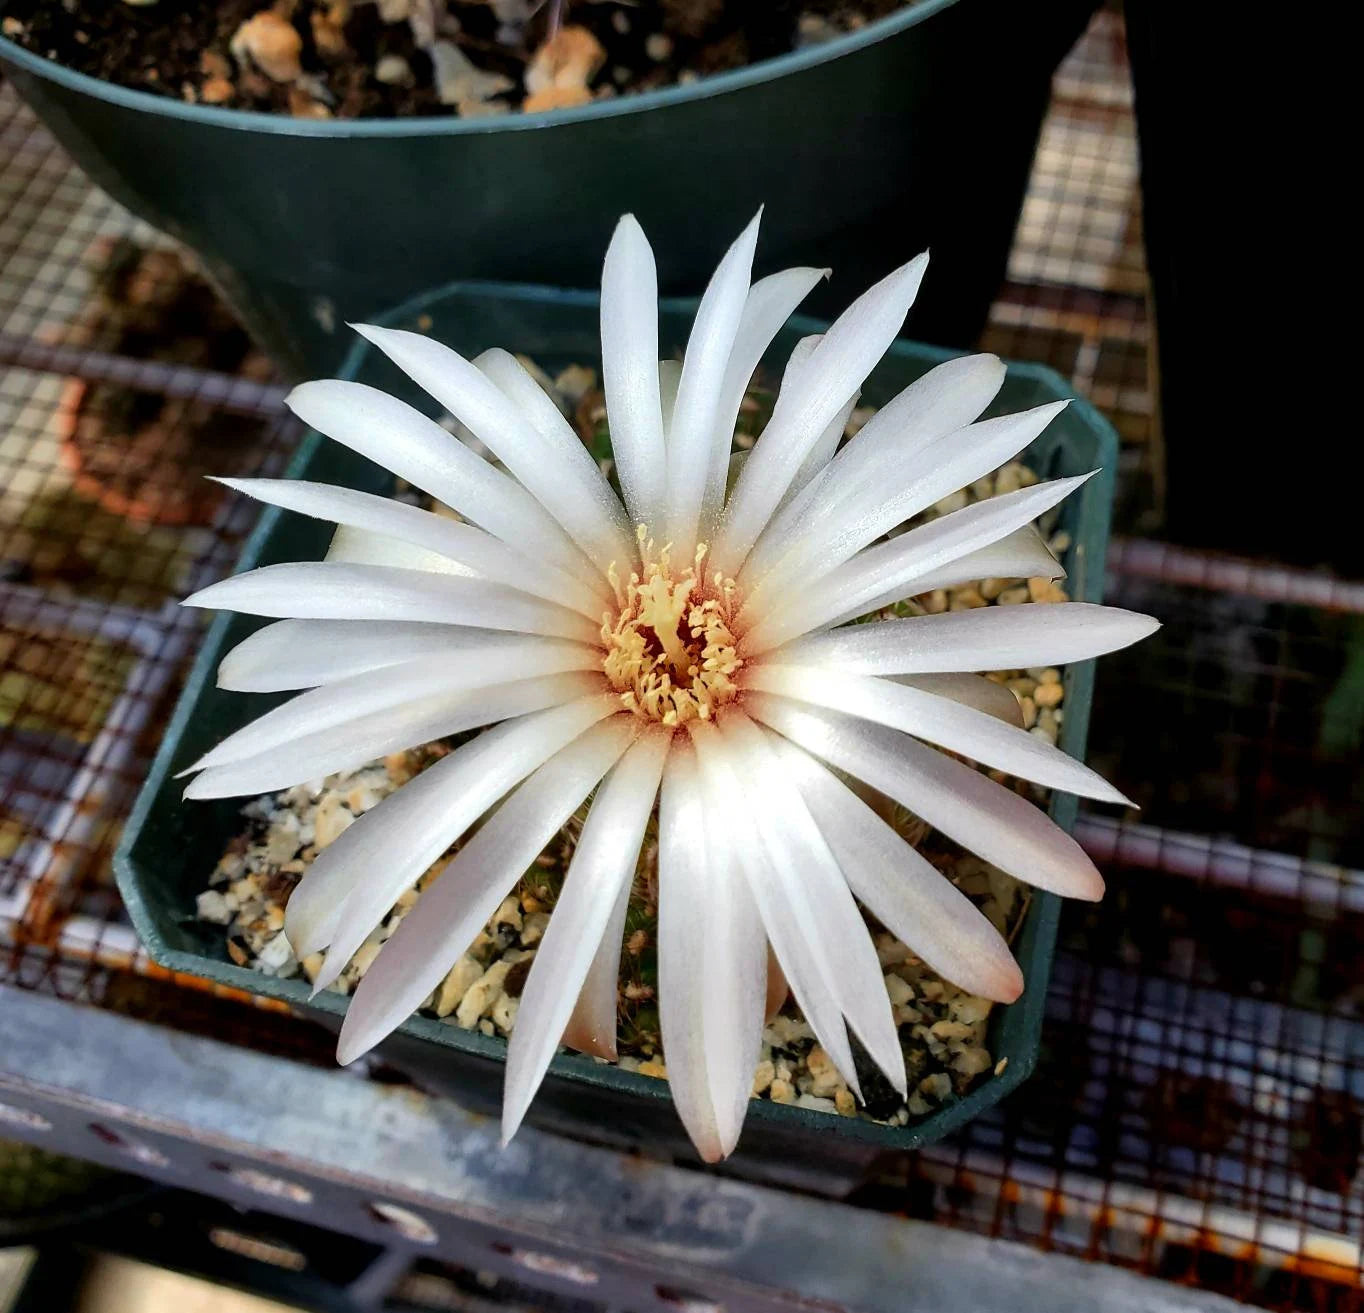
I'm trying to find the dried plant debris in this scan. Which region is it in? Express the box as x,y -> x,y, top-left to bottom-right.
199,358 -> 1071,1128
5,1 -> 922,120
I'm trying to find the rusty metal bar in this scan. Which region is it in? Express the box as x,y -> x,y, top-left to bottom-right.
1107,537 -> 1364,613
0,332 -> 289,418
1074,814 -> 1364,913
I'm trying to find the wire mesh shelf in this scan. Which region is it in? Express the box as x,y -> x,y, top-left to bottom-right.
2,9 -> 1361,1310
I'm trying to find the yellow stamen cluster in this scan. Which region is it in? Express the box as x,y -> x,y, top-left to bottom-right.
602,533 -> 742,727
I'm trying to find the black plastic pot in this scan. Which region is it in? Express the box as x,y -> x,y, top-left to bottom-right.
1,0 -> 1095,376
114,280 -> 1118,1194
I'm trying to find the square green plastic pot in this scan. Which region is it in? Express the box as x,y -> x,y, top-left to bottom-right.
115,282 -> 1117,1187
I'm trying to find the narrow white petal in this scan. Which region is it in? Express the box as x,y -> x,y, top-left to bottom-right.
784,390 -> 857,506
746,667 -> 1130,803
749,694 -> 1104,900
699,271 -> 827,524
658,359 -> 682,442
193,646 -> 598,772
285,380 -> 603,594
475,346 -> 634,560
778,603 -> 1160,676
218,620 -> 554,693
656,739 -> 722,1160
184,562 -> 600,645
713,253 -> 929,573
781,333 -> 821,379
282,693 -> 617,960
765,949 -> 789,1020
561,870 -> 632,1060
502,732 -> 669,1142
474,348 -> 568,449
220,477 -> 605,618
334,716 -> 637,1060
743,353 -> 1005,587
324,525 -> 471,574
350,324 -> 635,573
185,671 -> 604,800
742,474 -> 1093,654
707,716 -> 905,1096
665,211 -> 763,554
685,736 -> 768,1156
600,215 -> 667,529
823,525 -> 1062,627
751,400 -> 1068,604
895,674 -> 1024,727
780,739 -> 1023,1003
690,730 -> 858,1097
837,352 -> 1008,480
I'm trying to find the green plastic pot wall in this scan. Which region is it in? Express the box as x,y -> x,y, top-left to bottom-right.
114,281 -> 1117,1186
0,0 -> 1095,377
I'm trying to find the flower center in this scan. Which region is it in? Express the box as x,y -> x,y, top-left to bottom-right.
602,533 -> 743,727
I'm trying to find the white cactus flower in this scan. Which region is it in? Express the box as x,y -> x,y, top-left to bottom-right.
182,212 -> 1157,1160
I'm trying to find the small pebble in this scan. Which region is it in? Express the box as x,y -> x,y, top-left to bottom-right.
374,54 -> 414,86
350,936 -> 383,979
229,11 -> 303,83
1034,681 -> 1064,709
256,932 -> 296,975
456,961 -> 513,1028
435,954 -> 483,1018
524,25 -> 604,101
310,10 -> 347,58
884,974 -> 915,1007
430,40 -> 513,108
552,365 -> 596,405
493,896 -> 523,933
491,992 -> 519,1034
196,890 -> 233,924
954,1048 -> 994,1078
313,794 -> 353,849
200,77 -> 235,104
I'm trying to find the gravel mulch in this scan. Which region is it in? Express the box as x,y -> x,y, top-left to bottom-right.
4,1 -> 916,120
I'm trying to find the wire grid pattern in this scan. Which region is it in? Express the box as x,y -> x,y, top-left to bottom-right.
2,10 -> 1362,1308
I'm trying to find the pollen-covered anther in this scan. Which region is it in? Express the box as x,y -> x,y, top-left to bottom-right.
601,538 -> 743,727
